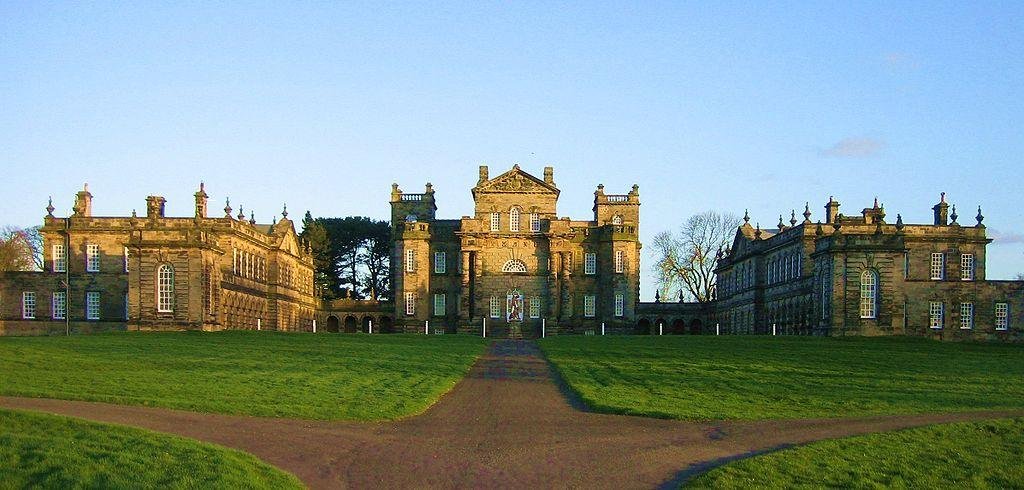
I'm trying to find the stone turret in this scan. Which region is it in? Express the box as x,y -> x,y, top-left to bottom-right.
194,182 -> 208,218
72,183 -> 92,217
933,192 -> 949,225
824,196 -> 840,224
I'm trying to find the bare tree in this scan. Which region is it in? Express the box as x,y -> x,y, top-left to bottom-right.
652,211 -> 740,303
0,226 -> 43,272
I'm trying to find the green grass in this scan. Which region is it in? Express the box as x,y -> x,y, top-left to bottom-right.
687,417 -> 1024,488
539,335 -> 1024,420
0,331 -> 485,420
0,408 -> 303,489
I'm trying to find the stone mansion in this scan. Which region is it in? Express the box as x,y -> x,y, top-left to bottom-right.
0,165 -> 1020,340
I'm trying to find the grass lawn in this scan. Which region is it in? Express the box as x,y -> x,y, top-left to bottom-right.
0,408 -> 302,489
687,417 -> 1024,488
0,331 -> 485,420
539,335 -> 1024,420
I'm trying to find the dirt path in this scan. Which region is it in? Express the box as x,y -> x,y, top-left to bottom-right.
2,340 -> 1021,489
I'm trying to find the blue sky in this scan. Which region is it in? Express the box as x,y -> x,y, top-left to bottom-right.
3,2 -> 1023,297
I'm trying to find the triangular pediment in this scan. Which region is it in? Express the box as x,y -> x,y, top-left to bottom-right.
473,165 -> 559,196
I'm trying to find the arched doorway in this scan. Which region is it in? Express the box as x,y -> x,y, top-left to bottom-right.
343,315 -> 358,333
361,316 -> 372,333
379,316 -> 394,333
326,315 -> 340,333
671,318 -> 686,335
636,318 -> 651,335
689,319 -> 703,335
655,318 -> 667,335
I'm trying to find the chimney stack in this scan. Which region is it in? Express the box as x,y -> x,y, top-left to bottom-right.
146,196 -> 166,218
478,165 -> 489,185
932,192 -> 949,225
194,182 -> 208,218
824,196 -> 840,224
544,166 -> 554,185
72,183 -> 93,217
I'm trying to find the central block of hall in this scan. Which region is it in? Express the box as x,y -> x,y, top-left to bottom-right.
390,165 -> 640,337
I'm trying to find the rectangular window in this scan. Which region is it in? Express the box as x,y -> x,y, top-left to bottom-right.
489,296 -> 501,319
584,295 -> 596,317
995,303 -> 1009,331
904,252 -> 910,280
529,297 -> 540,318
405,249 -> 416,273
404,292 -> 416,316
52,244 -> 67,272
52,291 -> 66,320
123,246 -> 129,272
614,250 -> 624,273
434,251 -> 446,274
930,253 -> 944,280
530,213 -> 540,232
490,212 -> 500,232
86,291 -> 100,320
961,254 -> 974,281
22,292 -> 36,319
960,302 -> 973,329
929,301 -> 944,329
433,293 -> 445,316
584,252 -> 596,275
232,248 -> 237,275
614,293 -> 624,317
86,243 -> 100,272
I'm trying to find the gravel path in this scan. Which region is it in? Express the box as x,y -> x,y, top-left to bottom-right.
2,340 -> 1020,489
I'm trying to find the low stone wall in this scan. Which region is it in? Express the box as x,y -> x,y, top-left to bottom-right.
0,320 -> 126,336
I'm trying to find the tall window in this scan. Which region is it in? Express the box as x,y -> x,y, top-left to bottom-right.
929,301 -> 944,329
405,249 -> 416,273
930,253 -> 944,280
22,292 -> 36,319
86,291 -> 100,320
584,252 -> 596,275
614,250 -> 625,273
960,302 -> 973,329
52,291 -> 66,320
123,246 -> 130,272
995,303 -> 1009,331
903,252 -> 910,280
125,292 -> 130,320
530,213 -> 540,232
232,248 -> 238,275
434,251 -> 446,274
584,295 -> 596,317
86,243 -> 100,272
490,212 -> 500,232
405,292 -> 416,316
157,264 -> 174,313
529,297 -> 540,318
859,270 -> 878,319
614,293 -> 624,317
52,244 -> 67,272
433,293 -> 445,316
961,254 -> 974,281
509,207 -> 521,232
489,296 -> 501,318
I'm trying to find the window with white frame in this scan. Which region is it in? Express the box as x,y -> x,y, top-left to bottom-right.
960,302 -> 973,329
929,301 -> 944,329
123,246 -> 129,272
232,248 -> 238,275
614,293 -> 624,317
405,292 -> 416,316
86,291 -> 100,320
405,249 -> 416,273
530,213 -> 540,232
995,303 -> 1009,331
510,207 -> 521,232
434,251 -> 446,274
859,270 -> 878,319
86,243 -> 100,272
52,291 -> 66,320
529,297 -> 540,318
22,292 -> 36,319
961,254 -> 974,281
930,253 -> 944,280
614,250 -> 624,273
584,252 -> 596,275
157,264 -> 174,312
489,296 -> 501,318
584,295 -> 596,317
433,293 -> 445,316
502,259 -> 528,273
52,244 -> 67,272
611,215 -> 623,225
490,212 -> 500,232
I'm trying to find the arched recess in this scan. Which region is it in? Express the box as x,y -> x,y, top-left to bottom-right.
343,315 -> 358,333
379,316 -> 394,333
655,318 -> 668,334
689,318 -> 703,335
361,316 -> 372,333
326,315 -> 340,333
671,318 -> 686,335
636,318 -> 652,335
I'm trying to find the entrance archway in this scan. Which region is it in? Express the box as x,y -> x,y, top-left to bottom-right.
326,315 -> 340,333
689,319 -> 703,335
343,316 -> 358,333
361,316 -> 372,333
671,319 -> 686,335
636,318 -> 651,335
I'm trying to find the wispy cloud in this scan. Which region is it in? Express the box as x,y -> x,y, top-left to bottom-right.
990,228 -> 1024,245
819,137 -> 886,158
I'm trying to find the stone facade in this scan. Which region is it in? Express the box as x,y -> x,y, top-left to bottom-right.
0,184 -> 318,335
390,165 -> 642,337
715,195 -> 1024,340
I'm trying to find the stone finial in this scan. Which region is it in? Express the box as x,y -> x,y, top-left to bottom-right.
754,223 -> 762,240
803,203 -> 812,224
743,209 -> 750,224
950,204 -> 958,225
224,197 -> 232,218
237,205 -> 245,221
815,220 -> 824,236
778,215 -> 785,232
678,290 -> 685,303
941,191 -> 946,203
654,290 -> 661,303
512,163 -> 520,170
194,182 -> 208,218
249,211 -> 256,225
595,184 -> 605,196
281,203 -> 288,219
790,210 -> 797,227
976,206 -> 985,226
630,184 -> 639,195
873,196 -> 879,208
933,192 -> 949,225
895,213 -> 904,231
46,196 -> 55,217
878,203 -> 886,221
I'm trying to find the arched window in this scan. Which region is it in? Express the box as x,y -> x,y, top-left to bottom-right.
612,215 -> 623,225
510,207 -> 521,232
157,264 -> 175,313
859,269 -> 878,319
502,259 -> 528,273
